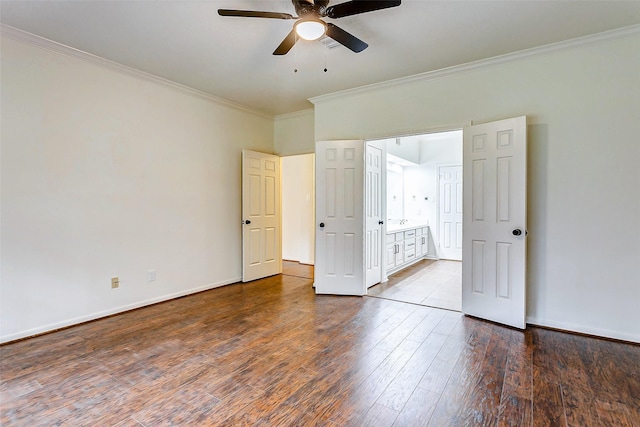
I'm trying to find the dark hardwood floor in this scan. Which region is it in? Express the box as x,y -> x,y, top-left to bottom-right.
1,273 -> 638,426
282,260 -> 314,279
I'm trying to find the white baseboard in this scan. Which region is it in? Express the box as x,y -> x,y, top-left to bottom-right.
0,277 -> 241,344
526,316 -> 640,344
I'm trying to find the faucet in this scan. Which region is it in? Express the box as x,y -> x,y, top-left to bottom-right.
400,219 -> 408,225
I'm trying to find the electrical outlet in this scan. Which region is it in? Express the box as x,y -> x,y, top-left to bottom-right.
111,277 -> 119,289
147,270 -> 156,282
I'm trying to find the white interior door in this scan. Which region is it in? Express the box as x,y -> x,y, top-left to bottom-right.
438,165 -> 463,260
365,144 -> 383,288
242,150 -> 281,282
462,116 -> 527,329
315,140 -> 365,295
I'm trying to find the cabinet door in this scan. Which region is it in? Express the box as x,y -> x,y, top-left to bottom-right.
422,227 -> 431,257
416,234 -> 424,258
386,243 -> 397,270
395,242 -> 404,265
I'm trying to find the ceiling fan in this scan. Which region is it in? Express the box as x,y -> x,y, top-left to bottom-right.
218,0 -> 401,55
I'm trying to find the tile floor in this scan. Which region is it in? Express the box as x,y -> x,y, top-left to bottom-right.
368,259 -> 462,311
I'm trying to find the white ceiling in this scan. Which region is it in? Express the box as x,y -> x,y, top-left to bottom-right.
1,1 -> 639,116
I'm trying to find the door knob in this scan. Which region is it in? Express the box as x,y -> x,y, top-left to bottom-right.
319,222 -> 325,228
512,228 -> 522,236
244,220 -> 251,225
379,220 -> 384,225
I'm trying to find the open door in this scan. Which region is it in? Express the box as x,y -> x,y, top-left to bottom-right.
438,164 -> 463,260
462,116 -> 527,329
242,150 -> 281,282
365,143 -> 384,288
315,140 -> 365,295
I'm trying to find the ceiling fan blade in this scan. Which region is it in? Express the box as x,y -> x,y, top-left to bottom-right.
325,0 -> 401,19
273,29 -> 298,55
326,23 -> 368,53
218,9 -> 296,19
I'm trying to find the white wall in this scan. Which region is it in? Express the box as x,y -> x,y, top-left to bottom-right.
387,138 -> 420,164
274,110 -> 315,156
312,30 -> 640,342
0,35 -> 274,342
281,154 -> 315,264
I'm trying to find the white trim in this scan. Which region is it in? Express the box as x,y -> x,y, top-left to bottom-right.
275,108 -> 314,121
0,24 -> 272,120
0,276 -> 241,344
310,24 -> 640,106
366,122 -> 470,144
526,316 -> 640,344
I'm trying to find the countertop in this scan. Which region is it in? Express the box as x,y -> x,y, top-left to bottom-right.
386,223 -> 429,233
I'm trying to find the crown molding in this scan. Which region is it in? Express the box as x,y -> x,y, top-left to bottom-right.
0,24 -> 273,120
274,108 -> 314,121
310,24 -> 640,106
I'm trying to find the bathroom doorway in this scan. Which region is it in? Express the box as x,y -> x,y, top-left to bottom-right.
367,130 -> 463,311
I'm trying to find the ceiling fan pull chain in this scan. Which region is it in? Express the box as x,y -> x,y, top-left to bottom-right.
294,33 -> 299,73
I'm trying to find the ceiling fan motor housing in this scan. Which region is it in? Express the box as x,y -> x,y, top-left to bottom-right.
294,0 -> 330,17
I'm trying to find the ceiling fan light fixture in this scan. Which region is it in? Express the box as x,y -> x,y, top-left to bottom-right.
295,19 -> 327,41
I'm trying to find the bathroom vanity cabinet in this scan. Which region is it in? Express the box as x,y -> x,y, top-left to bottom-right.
386,225 -> 437,274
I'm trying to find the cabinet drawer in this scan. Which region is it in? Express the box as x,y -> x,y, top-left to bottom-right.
404,238 -> 416,250
404,230 -> 416,239
404,247 -> 416,261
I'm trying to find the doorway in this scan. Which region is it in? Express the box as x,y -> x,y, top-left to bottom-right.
313,116 -> 527,328
367,130 -> 463,311
281,154 -> 315,279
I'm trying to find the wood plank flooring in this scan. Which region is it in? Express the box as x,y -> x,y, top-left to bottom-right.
282,260 -> 314,279
1,272 -> 638,426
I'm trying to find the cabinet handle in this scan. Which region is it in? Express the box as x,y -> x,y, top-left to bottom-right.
422,237 -> 425,244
